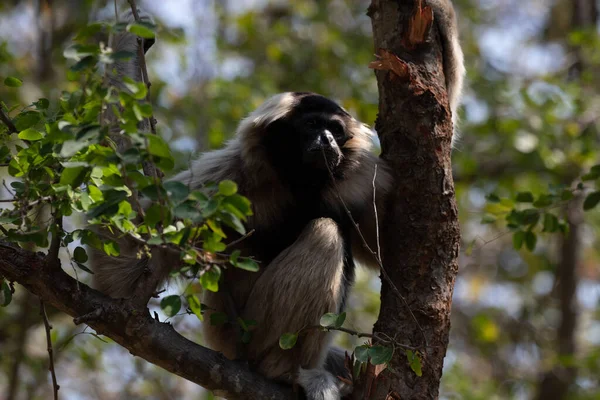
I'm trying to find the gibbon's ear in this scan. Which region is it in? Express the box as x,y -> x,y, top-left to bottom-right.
143,37 -> 155,53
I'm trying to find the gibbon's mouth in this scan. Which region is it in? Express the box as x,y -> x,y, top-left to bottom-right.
303,148 -> 343,171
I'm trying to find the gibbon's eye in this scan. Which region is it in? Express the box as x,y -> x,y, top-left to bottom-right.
328,122 -> 346,139
306,119 -> 319,128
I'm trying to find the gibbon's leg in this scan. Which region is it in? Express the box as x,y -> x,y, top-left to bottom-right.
242,218 -> 349,399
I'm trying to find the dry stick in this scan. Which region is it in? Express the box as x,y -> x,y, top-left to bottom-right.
40,299 -> 59,400
0,107 -> 17,133
322,151 -> 428,348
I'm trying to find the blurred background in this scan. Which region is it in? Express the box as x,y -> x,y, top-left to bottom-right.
1,0 -> 599,399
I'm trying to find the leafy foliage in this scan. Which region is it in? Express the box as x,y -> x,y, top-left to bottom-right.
0,20 -> 257,320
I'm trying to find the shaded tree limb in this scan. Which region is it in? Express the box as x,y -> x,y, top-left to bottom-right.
0,241 -> 292,400
365,0 -> 461,398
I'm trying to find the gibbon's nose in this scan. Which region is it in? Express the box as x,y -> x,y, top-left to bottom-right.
306,130 -> 336,153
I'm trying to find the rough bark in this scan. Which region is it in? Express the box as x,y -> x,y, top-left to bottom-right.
367,0 -> 460,398
0,242 -> 292,400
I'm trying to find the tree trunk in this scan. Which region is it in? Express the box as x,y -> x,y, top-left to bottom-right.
537,1 -> 597,397
366,0 -> 461,398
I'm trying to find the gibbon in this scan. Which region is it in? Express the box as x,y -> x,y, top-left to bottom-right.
93,1 -> 464,399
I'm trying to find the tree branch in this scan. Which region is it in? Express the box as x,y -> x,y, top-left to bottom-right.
0,241 -> 292,399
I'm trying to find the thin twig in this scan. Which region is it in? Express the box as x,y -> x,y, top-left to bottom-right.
225,229 -> 255,249
40,299 -> 59,399
0,107 -> 17,133
305,325 -> 422,351
321,150 -> 428,348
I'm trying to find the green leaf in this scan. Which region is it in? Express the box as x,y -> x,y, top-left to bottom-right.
521,209 -> 540,226
202,198 -> 219,217
229,250 -> 241,265
33,98 -> 50,110
203,234 -> 226,253
73,246 -> 88,263
59,166 -> 89,187
583,191 -> 600,211
145,204 -> 169,227
218,180 -> 238,196
1,280 -> 12,307
18,128 -> 44,141
14,111 -> 42,131
320,313 -> 338,328
279,333 -> 298,350
513,231 -> 525,250
147,135 -> 172,158
486,193 -> 500,203
405,350 -> 423,376
186,294 -> 203,321
75,262 -> 94,274
161,295 -> 182,317
524,231 -> 537,251
481,214 -> 497,224
103,240 -> 120,257
127,22 -> 156,39
354,345 -> 369,362
369,345 -> 393,365
320,312 -> 346,329
141,184 -> 167,201
4,76 -> 22,87
234,258 -> 259,272
173,202 -> 202,222
163,181 -> 190,203
533,194 -> 554,208
200,267 -> 221,292
223,194 -> 252,216
515,192 -> 534,203
207,219 -> 226,238
542,213 -> 559,233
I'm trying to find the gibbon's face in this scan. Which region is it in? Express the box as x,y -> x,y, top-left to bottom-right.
262,94 -> 356,181
293,111 -> 347,170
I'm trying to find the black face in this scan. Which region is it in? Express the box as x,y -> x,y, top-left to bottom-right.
263,94 -> 352,185
293,111 -> 348,171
